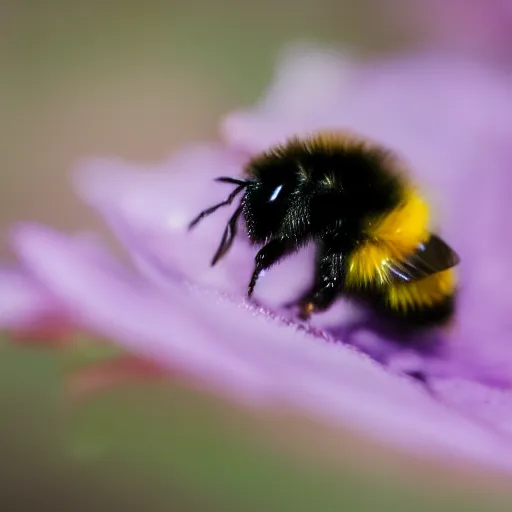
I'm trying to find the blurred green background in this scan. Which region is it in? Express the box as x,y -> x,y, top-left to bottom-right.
2,1 -> 512,510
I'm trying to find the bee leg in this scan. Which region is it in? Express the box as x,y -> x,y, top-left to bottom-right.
247,238 -> 297,297
296,249 -> 344,320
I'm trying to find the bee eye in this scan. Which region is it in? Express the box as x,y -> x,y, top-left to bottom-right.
268,184 -> 284,202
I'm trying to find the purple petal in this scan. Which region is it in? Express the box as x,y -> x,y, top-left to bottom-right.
74,147 -> 252,294
74,144 -> 318,309
222,45 -> 512,158
11,223 -> 512,471
431,378 -> 512,439
0,266 -> 63,330
221,45 -> 360,153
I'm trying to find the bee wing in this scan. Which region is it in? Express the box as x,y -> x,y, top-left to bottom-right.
385,234 -> 460,283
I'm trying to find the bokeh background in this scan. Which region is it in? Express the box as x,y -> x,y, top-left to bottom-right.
1,0 -> 414,253
3,1 -> 512,510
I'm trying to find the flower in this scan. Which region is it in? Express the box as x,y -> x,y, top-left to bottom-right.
4,44 -> 512,472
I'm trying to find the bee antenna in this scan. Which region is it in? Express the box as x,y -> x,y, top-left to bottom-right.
188,182 -> 246,230
215,176 -> 249,186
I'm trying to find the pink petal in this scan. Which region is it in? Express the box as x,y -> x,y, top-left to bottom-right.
11,223 -> 512,471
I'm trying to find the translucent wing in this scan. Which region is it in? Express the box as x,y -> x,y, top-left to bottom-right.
385,234 -> 460,283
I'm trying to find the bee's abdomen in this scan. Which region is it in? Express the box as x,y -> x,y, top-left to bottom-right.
360,269 -> 457,328
385,294 -> 455,328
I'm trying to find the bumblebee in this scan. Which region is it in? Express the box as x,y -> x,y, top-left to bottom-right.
189,131 -> 460,329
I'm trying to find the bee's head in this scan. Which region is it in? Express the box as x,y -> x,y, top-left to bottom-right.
242,153 -> 310,243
